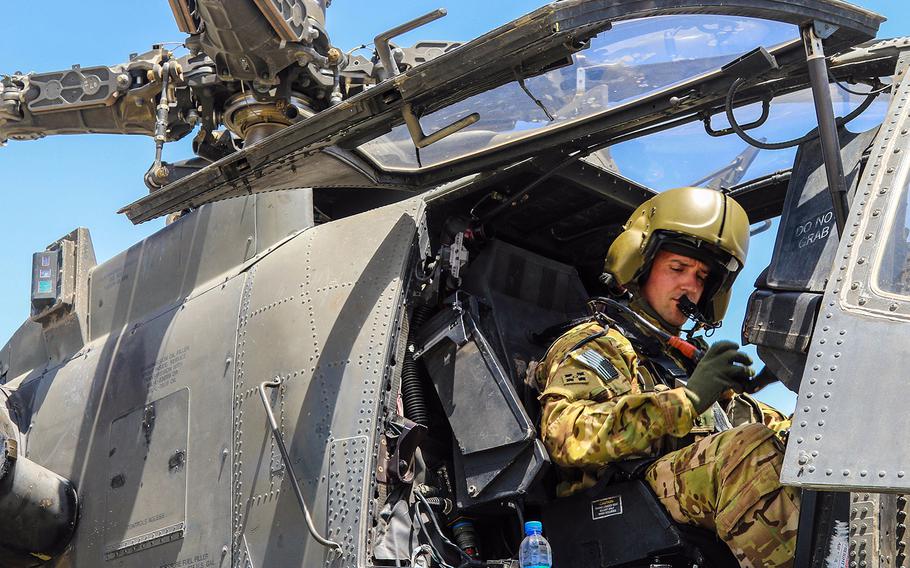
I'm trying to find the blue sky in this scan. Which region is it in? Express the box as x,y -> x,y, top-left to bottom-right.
0,1 -> 906,412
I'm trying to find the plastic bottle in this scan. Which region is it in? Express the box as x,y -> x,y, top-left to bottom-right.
519,521 -> 552,568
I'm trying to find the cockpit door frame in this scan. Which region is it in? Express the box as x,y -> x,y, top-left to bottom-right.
781,55 -> 910,492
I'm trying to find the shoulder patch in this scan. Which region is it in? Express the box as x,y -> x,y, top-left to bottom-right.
571,348 -> 620,382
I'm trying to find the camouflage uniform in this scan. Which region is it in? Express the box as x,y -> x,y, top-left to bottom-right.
537,320 -> 799,568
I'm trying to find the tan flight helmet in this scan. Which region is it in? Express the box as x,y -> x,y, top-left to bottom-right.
603,187 -> 750,325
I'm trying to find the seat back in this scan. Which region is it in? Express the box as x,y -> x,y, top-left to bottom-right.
461,239 -> 590,417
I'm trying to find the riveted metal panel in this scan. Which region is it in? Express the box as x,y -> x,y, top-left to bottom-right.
6,272 -> 245,567
782,64 -> 910,491
327,436 -> 370,556
90,191 -> 312,340
105,389 -> 189,560
231,198 -> 420,567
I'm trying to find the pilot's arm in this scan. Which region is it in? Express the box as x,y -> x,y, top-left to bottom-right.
537,323 -> 698,469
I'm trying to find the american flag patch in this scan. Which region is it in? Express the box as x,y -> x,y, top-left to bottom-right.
572,349 -> 620,382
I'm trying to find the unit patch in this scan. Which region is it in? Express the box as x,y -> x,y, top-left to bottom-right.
562,371 -> 588,385
591,495 -> 623,520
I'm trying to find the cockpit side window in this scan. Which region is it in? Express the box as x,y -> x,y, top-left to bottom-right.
875,170 -> 910,297
840,70 -> 910,316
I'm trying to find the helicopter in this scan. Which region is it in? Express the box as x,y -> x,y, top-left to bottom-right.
0,0 -> 908,566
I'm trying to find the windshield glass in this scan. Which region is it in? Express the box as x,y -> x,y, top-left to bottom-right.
358,14 -> 799,171
607,83 -> 890,190
876,172 -> 910,297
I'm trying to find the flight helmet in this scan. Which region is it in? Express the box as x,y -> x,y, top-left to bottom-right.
602,186 -> 750,325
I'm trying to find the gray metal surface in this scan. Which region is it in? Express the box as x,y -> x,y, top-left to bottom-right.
0,190 -> 316,566
782,61 -> 910,491
105,389 -> 189,560
230,198 -> 419,566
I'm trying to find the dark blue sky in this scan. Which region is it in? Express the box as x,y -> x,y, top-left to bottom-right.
0,1 -> 906,412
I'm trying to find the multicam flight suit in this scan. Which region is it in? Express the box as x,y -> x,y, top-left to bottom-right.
537,320 -> 799,568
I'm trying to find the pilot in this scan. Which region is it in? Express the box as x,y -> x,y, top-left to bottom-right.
536,187 -> 798,567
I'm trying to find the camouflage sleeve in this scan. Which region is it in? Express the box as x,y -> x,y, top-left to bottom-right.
538,325 -> 698,469
757,400 -> 792,437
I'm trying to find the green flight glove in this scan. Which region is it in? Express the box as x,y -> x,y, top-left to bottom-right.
684,340 -> 754,414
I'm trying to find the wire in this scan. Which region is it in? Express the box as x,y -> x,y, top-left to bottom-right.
724,77 -> 882,151
835,80 -> 892,97
828,69 -> 892,97
413,501 -> 454,568
413,492 -> 495,568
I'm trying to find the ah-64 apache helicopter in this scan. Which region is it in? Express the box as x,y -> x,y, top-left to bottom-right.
0,0 -> 908,567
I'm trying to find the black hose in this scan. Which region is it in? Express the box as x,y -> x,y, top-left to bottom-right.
401,305 -> 434,427
725,77 -> 880,151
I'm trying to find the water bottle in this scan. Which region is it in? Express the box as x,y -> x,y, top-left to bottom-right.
519,521 -> 552,568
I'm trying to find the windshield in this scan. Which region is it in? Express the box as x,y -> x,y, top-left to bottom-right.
608,84 -> 890,190
358,14 -> 799,171
876,172 -> 910,297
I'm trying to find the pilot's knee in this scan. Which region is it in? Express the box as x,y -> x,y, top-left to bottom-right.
714,423 -> 793,539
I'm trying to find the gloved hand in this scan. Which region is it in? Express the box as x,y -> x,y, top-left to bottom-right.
684,340 -> 754,414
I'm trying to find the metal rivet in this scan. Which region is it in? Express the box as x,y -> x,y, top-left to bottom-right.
808,466 -> 816,473
851,282 -> 860,290
830,366 -> 837,372
858,257 -> 866,264
873,209 -> 881,217
824,392 -> 831,398
813,365 -> 821,371
843,470 -> 851,476
815,434 -> 822,440
826,469 -> 833,476
834,352 -> 842,358
891,304 -> 899,311
861,471 -> 868,477
821,406 -> 828,412
880,471 -> 887,478
800,421 -> 808,427
818,420 -> 825,426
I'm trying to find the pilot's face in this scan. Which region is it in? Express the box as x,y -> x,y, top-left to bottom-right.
640,250 -> 710,328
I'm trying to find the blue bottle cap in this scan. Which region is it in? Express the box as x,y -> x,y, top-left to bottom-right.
524,521 -> 543,536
